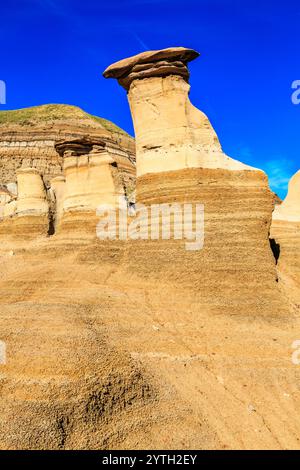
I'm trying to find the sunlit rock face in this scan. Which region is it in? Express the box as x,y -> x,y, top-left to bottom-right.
16,168 -> 49,217
0,104 -> 136,239
0,104 -> 135,188
54,138 -> 126,236
0,168 -> 49,238
271,170 -> 300,304
103,47 -> 287,317
104,47 -> 256,178
272,171 -> 300,223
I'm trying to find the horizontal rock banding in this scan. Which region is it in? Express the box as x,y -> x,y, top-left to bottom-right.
104,47 -> 288,317
0,104 -> 135,194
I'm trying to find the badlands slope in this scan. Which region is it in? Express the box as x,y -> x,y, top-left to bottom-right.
0,234 -> 300,449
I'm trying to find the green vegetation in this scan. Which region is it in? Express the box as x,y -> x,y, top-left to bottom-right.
0,104 -> 128,135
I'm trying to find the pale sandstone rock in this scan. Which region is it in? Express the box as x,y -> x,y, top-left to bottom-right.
104,48 -> 258,177
271,170 -> 300,304
50,176 -> 66,228
6,182 -> 17,196
0,104 -> 135,196
0,187 -> 12,219
16,168 -> 49,217
0,168 -> 49,237
56,139 -> 123,212
54,138 -> 125,234
3,199 -> 17,218
272,170 -> 300,222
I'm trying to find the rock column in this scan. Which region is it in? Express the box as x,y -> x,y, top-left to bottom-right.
103,47 -> 288,317
55,138 -> 125,236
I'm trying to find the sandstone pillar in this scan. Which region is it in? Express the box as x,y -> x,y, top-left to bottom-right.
55,138 -> 125,236
103,47 -> 288,317
8,167 -> 50,237
104,47 -> 255,178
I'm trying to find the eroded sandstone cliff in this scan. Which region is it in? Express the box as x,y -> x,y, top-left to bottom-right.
0,104 -> 135,186
0,104 -> 136,238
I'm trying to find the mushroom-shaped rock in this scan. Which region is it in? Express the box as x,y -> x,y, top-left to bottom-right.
102,47 -> 288,318
104,47 -> 257,177
54,138 -> 125,235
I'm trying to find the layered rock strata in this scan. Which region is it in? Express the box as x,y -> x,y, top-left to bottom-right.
271,170 -> 300,304
104,47 -> 287,317
0,105 -> 136,237
54,138 -> 125,236
0,104 -> 136,195
50,176 -> 66,229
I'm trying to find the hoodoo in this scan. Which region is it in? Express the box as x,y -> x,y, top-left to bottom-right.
54,138 -> 126,235
104,47 -> 287,317
103,47 -> 256,178
0,104 -> 135,187
271,170 -> 300,304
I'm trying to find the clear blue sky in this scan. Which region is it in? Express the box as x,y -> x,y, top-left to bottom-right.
1,0 -> 300,198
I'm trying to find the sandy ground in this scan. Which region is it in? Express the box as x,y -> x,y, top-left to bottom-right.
0,235 -> 299,450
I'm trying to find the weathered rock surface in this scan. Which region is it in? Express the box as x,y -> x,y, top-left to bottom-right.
0,235 -> 300,449
54,138 -> 125,235
0,105 -> 136,238
103,47 -> 199,90
105,49 -> 255,177
0,168 -> 50,238
271,170 -> 300,305
0,104 -> 135,192
0,186 -> 13,219
50,176 -> 65,229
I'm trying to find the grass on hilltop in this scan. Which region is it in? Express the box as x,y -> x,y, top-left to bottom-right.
0,104 -> 128,135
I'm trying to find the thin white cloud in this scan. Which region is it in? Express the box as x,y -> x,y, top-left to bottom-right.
131,32 -> 150,51
264,158 -> 295,196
